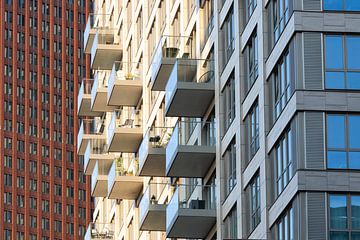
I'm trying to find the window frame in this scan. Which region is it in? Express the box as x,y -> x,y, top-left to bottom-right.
328,193 -> 360,238
249,173 -> 261,233
324,34 -> 360,90
326,114 -> 360,169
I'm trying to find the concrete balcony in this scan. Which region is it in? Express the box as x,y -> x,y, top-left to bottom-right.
138,127 -> 173,177
107,159 -> 143,200
139,183 -> 169,231
91,31 -> 123,70
166,184 -> 216,239
107,62 -> 142,107
77,119 -> 106,155
85,222 -> 115,240
84,14 -> 112,54
166,121 -> 216,178
165,59 -> 215,117
84,139 -> 114,175
150,35 -> 190,91
90,72 -> 115,113
107,110 -> 143,153
78,79 -> 101,117
91,161 -> 111,197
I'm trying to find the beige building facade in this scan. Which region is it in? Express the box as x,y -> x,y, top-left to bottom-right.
78,0 -> 360,239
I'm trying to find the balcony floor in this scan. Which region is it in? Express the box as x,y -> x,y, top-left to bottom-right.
165,82 -> 214,117
91,45 -> 123,70
167,208 -> 216,239
166,145 -> 215,178
138,148 -> 166,177
140,204 -> 166,231
107,80 -> 142,106
108,128 -> 143,153
108,176 -> 143,199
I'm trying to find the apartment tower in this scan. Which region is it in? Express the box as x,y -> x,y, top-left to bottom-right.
0,0 -> 91,239
81,0 -> 360,239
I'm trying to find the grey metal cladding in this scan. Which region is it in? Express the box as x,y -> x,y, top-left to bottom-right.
305,112 -> 325,169
304,32 -> 323,90
307,192 -> 326,240
303,0 -> 321,11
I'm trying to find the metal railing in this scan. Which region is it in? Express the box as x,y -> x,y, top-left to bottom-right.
85,222 -> 115,240
166,184 -> 216,229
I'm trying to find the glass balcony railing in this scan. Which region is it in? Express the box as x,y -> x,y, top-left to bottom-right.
150,35 -> 193,91
166,184 -> 216,237
107,109 -> 142,152
166,120 -> 216,177
139,182 -> 169,229
107,61 -> 143,106
138,126 -> 173,175
165,58 -> 215,112
78,78 -> 93,115
84,138 -> 112,174
107,157 -> 142,199
85,222 -> 115,240
78,118 -> 104,141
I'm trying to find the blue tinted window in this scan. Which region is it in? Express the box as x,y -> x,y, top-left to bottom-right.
348,72 -> 360,89
330,195 -> 348,229
328,151 -> 347,168
324,0 -> 344,10
349,152 -> 360,169
352,196 -> 360,230
349,116 -> 360,148
326,72 -> 345,89
326,36 -> 344,69
327,115 -> 345,148
330,232 -> 349,240
347,37 -> 360,69
346,0 -> 360,10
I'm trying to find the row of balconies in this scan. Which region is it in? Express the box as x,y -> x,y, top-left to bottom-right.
85,183 -> 216,240
82,17 -> 216,239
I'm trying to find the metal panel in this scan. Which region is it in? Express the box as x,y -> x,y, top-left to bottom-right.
305,112 -> 325,169
304,33 -> 323,90
303,0 -> 321,11
307,192 -> 326,240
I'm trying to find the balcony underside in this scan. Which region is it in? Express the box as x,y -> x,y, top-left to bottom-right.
108,128 -> 143,153
166,82 -> 214,117
92,175 -> 108,197
91,90 -> 115,112
107,80 -> 142,106
92,45 -> 123,70
84,29 -> 96,54
166,208 -> 216,239
78,95 -> 102,117
151,58 -> 176,91
139,148 -> 166,177
108,176 -> 143,199
84,155 -> 114,175
78,135 -> 106,155
140,204 -> 166,231
166,145 -> 215,178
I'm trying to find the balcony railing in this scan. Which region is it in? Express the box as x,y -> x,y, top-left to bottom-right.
138,126 -> 173,176
91,161 -> 108,197
84,138 -> 114,175
78,78 -> 100,117
107,61 -> 143,107
77,119 -> 105,154
166,184 -> 216,238
85,222 -> 115,240
84,14 -> 112,53
91,30 -> 122,70
150,35 -> 192,91
139,182 -> 170,231
107,109 -> 142,152
166,120 -> 216,177
107,157 -> 143,199
165,58 -> 215,117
